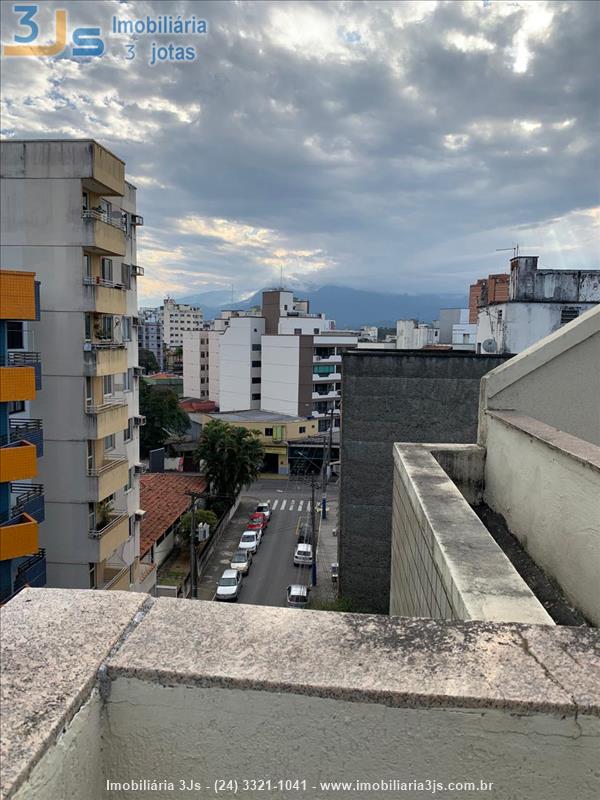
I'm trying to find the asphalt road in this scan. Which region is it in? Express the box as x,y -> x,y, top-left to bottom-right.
206,478 -> 322,608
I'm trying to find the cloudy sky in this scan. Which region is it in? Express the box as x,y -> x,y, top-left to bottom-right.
1,0 -> 598,305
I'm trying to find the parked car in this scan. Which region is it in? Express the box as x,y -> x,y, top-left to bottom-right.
287,584 -> 310,608
297,522 -> 312,545
244,526 -> 262,546
238,531 -> 259,554
256,501 -> 271,520
293,543 -> 313,566
249,511 -> 268,528
247,517 -> 266,533
230,549 -> 252,575
216,569 -> 242,601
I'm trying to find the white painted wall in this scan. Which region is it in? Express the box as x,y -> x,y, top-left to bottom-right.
182,330 -> 209,399
483,415 -> 600,625
278,316 -> 330,334
219,317 -> 264,411
207,329 -> 220,404
260,336 -> 301,416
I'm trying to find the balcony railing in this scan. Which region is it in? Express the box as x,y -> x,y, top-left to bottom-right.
0,483 -> 45,525
89,511 -> 128,540
1,351 -> 42,389
82,208 -> 126,231
0,549 -> 46,603
87,456 -> 128,478
0,419 -> 43,456
102,565 -> 130,590
85,398 -> 127,415
83,275 -> 127,290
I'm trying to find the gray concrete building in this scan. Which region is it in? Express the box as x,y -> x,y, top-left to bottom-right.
339,350 -> 508,613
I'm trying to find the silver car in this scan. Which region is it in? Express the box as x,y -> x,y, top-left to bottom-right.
230,549 -> 252,574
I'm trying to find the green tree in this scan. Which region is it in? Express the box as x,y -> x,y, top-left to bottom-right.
139,379 -> 190,457
179,509 -> 219,543
139,348 -> 160,374
195,420 -> 264,501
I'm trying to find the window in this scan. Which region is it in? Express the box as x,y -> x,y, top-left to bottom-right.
121,263 -> 132,290
87,441 -> 94,472
265,427 -> 274,436
8,400 -> 25,414
104,434 -> 115,451
124,467 -> 134,492
252,344 -> 261,351
313,364 -> 335,376
294,328 -> 302,335
313,328 -> 320,334
252,393 -> 261,401
88,503 -> 96,532
122,317 -> 132,341
129,515 -> 135,537
100,315 -> 113,340
84,254 -> 92,280
103,375 -> 113,397
252,377 -> 261,384
123,368 -> 133,391
85,313 -> 92,341
299,426 -> 306,433
85,377 -> 93,407
83,192 -> 89,211
252,361 -> 261,368
88,562 -> 96,589
560,307 -> 580,324
124,419 -> 133,442
7,321 -> 24,349
101,258 -> 113,283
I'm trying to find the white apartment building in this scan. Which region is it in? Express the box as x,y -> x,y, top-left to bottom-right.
396,319 -> 440,349
360,326 -> 378,342
0,139 -> 152,594
476,256 -> 600,354
162,297 -> 202,348
182,330 -> 209,399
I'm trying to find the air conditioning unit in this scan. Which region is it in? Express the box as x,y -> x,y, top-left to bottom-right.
83,342 -> 93,352
134,508 -> 146,518
134,415 -> 146,427
131,215 -> 144,226
134,463 -> 146,475
132,316 -> 139,327
133,366 -> 144,377
132,265 -> 145,276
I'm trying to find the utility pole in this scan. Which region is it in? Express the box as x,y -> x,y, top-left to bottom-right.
184,490 -> 204,599
310,478 -> 317,586
321,407 -> 335,520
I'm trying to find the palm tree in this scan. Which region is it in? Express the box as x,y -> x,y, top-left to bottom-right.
196,420 -> 264,501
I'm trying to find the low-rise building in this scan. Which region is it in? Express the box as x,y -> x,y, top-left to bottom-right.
475,256 -> 600,354
395,319 -> 439,349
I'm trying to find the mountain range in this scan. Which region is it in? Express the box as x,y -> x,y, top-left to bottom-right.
177,285 -> 467,328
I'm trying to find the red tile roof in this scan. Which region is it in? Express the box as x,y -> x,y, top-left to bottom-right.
180,399 -> 217,413
139,473 -> 207,557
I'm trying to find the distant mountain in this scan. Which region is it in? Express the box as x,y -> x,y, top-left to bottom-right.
177,285 -> 466,328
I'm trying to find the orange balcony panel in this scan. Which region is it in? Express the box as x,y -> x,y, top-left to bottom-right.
0,367 -> 36,402
0,441 -> 37,482
0,514 -> 38,560
0,271 -> 36,320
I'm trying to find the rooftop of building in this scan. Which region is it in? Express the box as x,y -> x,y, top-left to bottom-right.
139,473 -> 207,557
191,409 -> 306,424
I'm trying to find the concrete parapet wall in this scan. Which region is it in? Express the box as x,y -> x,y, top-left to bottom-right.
391,444 -> 553,624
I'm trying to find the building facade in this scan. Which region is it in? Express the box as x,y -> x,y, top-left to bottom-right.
476,256 -> 600,354
138,307 -> 163,371
182,330 -> 209,400
1,139 -> 145,591
0,270 -> 46,602
162,297 -> 202,348
395,319 -> 439,349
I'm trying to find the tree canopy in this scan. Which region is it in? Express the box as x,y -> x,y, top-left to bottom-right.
139,379 -> 190,457
195,420 -> 264,500
139,348 -> 160,374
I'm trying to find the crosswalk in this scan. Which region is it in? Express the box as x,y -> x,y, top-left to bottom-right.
271,498 -> 312,512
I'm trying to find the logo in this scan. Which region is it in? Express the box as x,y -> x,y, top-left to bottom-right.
3,4 -> 104,57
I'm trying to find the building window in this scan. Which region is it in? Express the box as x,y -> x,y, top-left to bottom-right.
87,441 -> 94,472
84,254 -> 92,280
560,307 -> 580,324
252,377 -> 261,384
313,328 -> 320,334
252,361 -> 261,368
123,368 -> 133,392
124,467 -> 134,492
104,434 -> 115,451
124,419 -> 133,442
85,313 -> 92,341
122,317 -> 132,341
103,375 -> 113,397
100,315 -> 113,340
101,258 -> 113,283
252,344 -> 261,351
294,328 -> 302,335
121,263 -> 132,290
83,192 -> 89,211
8,400 -> 25,414
88,562 -> 96,589
6,321 -> 24,350
299,426 -> 306,433
252,393 -> 261,401
265,427 -> 273,436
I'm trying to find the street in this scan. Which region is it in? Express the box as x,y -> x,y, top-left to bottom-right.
198,477 -> 330,608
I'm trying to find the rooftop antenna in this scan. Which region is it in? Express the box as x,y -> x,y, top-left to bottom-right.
496,244 -> 542,258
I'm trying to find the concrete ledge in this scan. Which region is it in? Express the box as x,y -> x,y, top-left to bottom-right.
391,443 -> 553,625
0,589 -> 147,800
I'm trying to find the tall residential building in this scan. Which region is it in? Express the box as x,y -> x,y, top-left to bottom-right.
162,297 -> 202,348
1,139 -> 148,592
0,270 -> 46,602
138,307 -> 163,371
475,256 -> 600,354
182,330 -> 210,399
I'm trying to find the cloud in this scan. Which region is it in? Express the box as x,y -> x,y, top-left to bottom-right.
1,0 -> 598,306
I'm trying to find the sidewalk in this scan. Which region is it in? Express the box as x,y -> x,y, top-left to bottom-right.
311,490 -> 339,607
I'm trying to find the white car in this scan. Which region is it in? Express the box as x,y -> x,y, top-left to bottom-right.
243,526 -> 262,546
238,531 -> 259,554
230,549 -> 252,574
293,543 -> 313,566
215,569 -> 241,602
256,501 -> 272,520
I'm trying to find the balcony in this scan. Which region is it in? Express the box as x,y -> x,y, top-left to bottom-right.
0,271 -> 39,321
89,512 -> 129,563
86,142 -> 125,196
83,277 -> 127,315
3,351 -> 42,390
312,371 -> 341,382
1,590 -> 598,800
101,565 -> 130,590
0,513 -> 38,560
313,353 -> 342,364
0,419 -> 43,457
85,399 -> 129,439
87,456 -> 129,501
0,441 -> 37,483
12,550 -> 46,594
82,210 -> 126,256
2,483 -> 45,525
83,344 -> 128,377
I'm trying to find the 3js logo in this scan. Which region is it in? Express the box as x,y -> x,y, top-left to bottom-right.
3,4 -> 104,57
